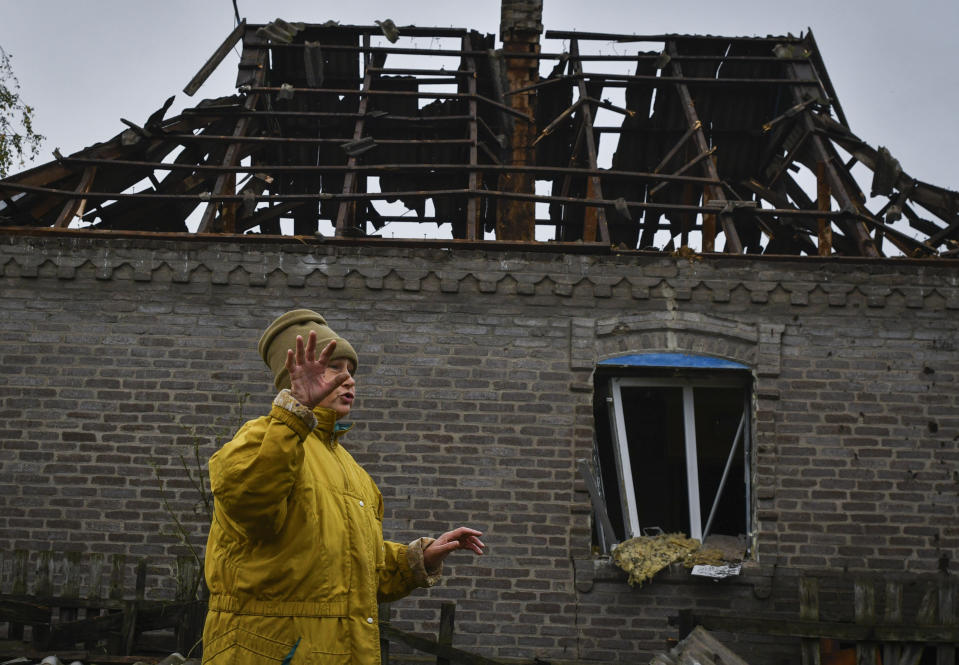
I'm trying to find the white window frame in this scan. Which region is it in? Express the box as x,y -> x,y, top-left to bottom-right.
608,375 -> 750,541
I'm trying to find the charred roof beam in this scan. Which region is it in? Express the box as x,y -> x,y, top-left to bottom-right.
196,37 -> 268,233
336,33 -> 374,237
569,39 -> 609,244
665,41 -> 741,253
777,46 -> 879,257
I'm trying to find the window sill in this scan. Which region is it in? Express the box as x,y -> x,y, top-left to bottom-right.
574,556 -> 763,593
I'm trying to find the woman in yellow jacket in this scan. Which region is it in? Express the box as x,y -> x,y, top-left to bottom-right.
202,309 -> 484,665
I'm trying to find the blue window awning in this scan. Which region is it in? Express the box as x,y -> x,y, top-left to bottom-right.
598,353 -> 748,370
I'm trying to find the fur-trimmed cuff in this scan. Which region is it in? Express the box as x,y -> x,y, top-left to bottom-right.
274,389 -> 317,431
407,537 -> 442,587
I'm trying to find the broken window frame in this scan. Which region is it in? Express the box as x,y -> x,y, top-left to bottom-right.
602,365 -> 752,544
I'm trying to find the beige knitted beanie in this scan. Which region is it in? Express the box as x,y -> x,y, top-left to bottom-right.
257,309 -> 358,390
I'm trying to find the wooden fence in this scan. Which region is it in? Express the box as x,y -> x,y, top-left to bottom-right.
679,574 -> 959,665
2,550 -> 505,665
0,550 -> 204,659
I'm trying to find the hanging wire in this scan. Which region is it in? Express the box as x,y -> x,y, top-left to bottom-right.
231,0 -> 244,59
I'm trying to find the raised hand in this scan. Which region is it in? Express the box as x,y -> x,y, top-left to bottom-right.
423,527 -> 485,571
285,331 -> 351,408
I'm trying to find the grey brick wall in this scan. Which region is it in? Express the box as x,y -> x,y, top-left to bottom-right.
1,233 -> 957,663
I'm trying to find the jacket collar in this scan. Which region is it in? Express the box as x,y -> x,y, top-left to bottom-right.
311,406 -> 353,446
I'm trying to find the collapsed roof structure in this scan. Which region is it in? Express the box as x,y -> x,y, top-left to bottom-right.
1,6 -> 957,258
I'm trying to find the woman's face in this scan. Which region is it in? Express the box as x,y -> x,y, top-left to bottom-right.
317,357 -> 356,420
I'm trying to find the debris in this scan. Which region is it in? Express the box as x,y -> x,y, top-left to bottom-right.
375,19 -> 400,43
611,533 -> 700,586
611,533 -> 740,585
691,563 -> 742,579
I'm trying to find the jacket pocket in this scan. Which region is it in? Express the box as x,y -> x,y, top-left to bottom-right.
305,616 -> 352,665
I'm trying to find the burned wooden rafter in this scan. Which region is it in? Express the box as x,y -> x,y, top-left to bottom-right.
810,113 -> 959,239
196,40 -> 268,234
649,147 -> 717,197
245,85 -> 533,123
40,157 -> 725,188
336,33 -> 375,235
569,40 -> 609,244
665,40 -> 740,253
652,120 -> 702,175
183,107 -> 475,123
544,30 -> 805,44
53,167 -> 97,228
5,177 -> 886,226
184,20 -> 247,96
532,98 -> 583,147
780,54 -> 879,257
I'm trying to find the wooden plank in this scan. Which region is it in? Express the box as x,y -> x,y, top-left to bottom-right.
816,161 -> 833,255
8,550 -> 28,640
569,40 -> 609,244
35,551 -> 53,597
898,585 -> 937,665
0,598 -> 51,625
45,610 -> 123,650
883,581 -> 903,665
702,187 -> 716,252
109,554 -> 126,601
53,167 -> 97,228
691,612 -> 959,644
59,551 -> 82,628
184,20 -> 246,96
196,45 -> 267,233
799,577 -> 821,665
780,57 -> 878,257
665,41 -> 740,253
437,602 -> 455,665
175,556 -> 203,656
937,582 -> 956,665
379,624 -> 508,665
335,33 -> 374,236
88,553 -> 105,601
854,578 -> 878,665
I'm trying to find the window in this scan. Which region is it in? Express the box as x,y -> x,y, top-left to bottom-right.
592,354 -> 752,548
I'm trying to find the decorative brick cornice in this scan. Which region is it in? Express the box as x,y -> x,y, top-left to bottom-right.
1,235 -> 957,309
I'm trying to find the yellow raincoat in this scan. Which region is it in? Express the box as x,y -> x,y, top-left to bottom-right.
202,393 -> 434,665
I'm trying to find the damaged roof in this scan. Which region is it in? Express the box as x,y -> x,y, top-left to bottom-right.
0,19 -> 956,258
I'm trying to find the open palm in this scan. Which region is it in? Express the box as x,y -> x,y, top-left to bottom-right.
285,331 -> 351,408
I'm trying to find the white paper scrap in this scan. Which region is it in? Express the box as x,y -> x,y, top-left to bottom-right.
691,564 -> 742,579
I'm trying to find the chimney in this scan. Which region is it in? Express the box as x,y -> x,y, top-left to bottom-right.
497,0 -> 543,241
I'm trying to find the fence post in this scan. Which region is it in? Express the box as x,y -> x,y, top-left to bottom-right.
9,549 -> 28,641
121,558 -> 147,655
85,553 -> 106,652
938,581 -> 956,665
799,577 -> 820,665
61,551 -> 82,625
176,555 -> 204,658
32,551 -> 53,648
854,578 -> 877,665
883,581 -> 903,665
437,602 -> 455,665
107,554 -> 127,654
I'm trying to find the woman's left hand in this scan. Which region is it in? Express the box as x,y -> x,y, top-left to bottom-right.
423,527 -> 485,571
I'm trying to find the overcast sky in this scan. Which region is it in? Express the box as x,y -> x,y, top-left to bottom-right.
2,0 -> 956,194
